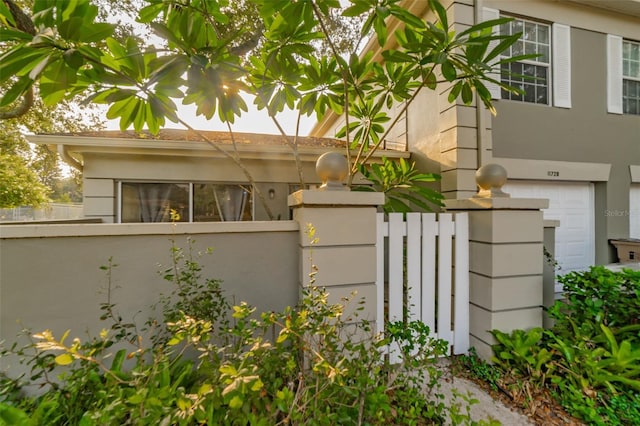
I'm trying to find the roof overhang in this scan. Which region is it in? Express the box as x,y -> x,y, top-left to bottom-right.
27,131 -> 409,170
565,0 -> 640,18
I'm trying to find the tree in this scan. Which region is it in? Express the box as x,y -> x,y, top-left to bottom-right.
0,0 -> 108,208
0,0 -> 526,215
0,152 -> 49,207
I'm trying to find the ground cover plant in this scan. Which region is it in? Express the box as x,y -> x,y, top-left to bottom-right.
0,239 -> 495,425
455,267 -> 640,426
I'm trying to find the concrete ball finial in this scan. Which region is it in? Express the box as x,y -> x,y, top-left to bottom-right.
316,151 -> 349,191
474,163 -> 510,198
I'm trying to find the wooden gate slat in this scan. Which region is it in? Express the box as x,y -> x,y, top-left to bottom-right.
406,213 -> 421,323
454,213 -> 470,354
421,213 -> 437,335
437,214 -> 454,349
387,213 -> 405,324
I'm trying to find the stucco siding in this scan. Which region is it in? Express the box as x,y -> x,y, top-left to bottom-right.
492,25 -> 639,262
493,28 -> 638,164
0,223 -> 299,381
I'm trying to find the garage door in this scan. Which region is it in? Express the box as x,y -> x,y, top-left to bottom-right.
632,184 -> 640,239
502,181 -> 595,276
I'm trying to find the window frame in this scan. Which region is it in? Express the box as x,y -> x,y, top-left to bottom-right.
483,8 -> 572,108
499,14 -> 553,106
623,39 -> 640,115
117,181 -> 255,223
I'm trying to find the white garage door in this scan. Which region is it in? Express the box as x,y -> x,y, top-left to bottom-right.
502,181 -> 595,275
632,184 -> 640,239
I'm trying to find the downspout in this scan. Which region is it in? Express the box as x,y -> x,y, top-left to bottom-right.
56,144 -> 83,172
475,0 -> 489,169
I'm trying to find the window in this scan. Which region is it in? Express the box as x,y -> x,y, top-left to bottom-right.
193,183 -> 251,222
482,8 -> 571,108
120,182 -> 252,223
623,40 -> 640,115
500,17 -> 551,104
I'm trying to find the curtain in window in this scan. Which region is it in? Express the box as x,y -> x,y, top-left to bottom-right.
137,184 -> 173,222
213,185 -> 248,221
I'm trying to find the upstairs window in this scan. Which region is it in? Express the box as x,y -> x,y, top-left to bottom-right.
500,17 -> 551,104
623,40 -> 640,115
482,8 -> 571,108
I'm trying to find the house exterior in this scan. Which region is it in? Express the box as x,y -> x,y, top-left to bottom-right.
27,130 -> 407,224
312,0 -> 640,269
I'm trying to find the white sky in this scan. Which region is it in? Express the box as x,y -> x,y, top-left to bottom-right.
103,95 -> 317,135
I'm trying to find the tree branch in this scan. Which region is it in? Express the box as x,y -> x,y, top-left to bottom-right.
0,1 -> 36,120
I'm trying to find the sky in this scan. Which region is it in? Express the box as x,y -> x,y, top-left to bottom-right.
103,94 -> 318,136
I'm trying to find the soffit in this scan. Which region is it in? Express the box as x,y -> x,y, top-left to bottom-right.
26,131 -> 409,162
565,0 -> 640,18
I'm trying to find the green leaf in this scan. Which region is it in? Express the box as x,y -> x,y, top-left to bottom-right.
63,49 -> 84,69
138,3 -> 165,23
0,76 -> 33,107
58,17 -> 86,41
389,7 -> 425,29
485,33 -> 521,63
0,28 -> 33,42
429,0 -> 449,33
55,353 -> 74,366
229,395 -> 243,409
110,349 -> 126,373
458,17 -> 512,38
441,60 -> 456,81
28,54 -> 56,80
127,393 -> 144,404
40,60 -> 77,105
0,403 -> 32,426
0,0 -> 16,27
80,23 -> 115,43
447,81 -> 462,103
461,83 -> 473,104
0,47 -> 47,81
342,3 -> 371,17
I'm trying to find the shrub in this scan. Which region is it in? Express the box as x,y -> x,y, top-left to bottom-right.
550,266 -> 640,334
484,266 -> 640,425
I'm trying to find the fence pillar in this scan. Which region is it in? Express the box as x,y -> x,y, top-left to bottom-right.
288,190 -> 385,323
543,220 -> 560,329
287,153 -> 385,325
444,164 -> 549,361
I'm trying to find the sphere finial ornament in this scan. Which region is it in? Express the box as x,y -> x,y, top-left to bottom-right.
474,164 -> 510,198
316,152 -> 349,191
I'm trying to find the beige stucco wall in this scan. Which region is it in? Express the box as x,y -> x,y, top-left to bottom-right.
0,222 -> 299,380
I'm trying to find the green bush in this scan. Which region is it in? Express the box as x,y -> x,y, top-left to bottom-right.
0,239 -> 488,425
550,266 -> 640,335
484,266 -> 640,425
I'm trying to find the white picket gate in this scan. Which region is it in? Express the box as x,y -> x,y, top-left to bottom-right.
376,212 -> 470,361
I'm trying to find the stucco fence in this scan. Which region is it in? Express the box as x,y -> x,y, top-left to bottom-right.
0,221 -> 300,383
1,187 -> 554,384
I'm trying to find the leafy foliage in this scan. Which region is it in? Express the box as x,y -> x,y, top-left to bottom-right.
0,152 -> 49,208
550,266 -> 640,332
475,267 -> 640,425
0,239 -> 492,425
355,156 -> 444,213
